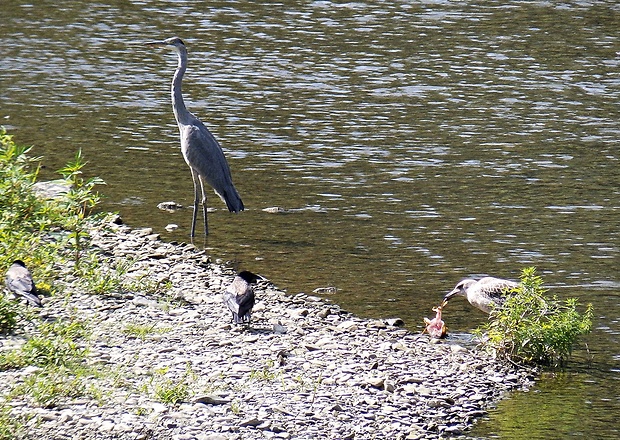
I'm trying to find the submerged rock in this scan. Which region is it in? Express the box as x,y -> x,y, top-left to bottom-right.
32,179 -> 71,199
157,201 -> 184,212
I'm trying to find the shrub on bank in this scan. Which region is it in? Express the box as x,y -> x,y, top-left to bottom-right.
477,267 -> 593,367
0,127 -> 105,298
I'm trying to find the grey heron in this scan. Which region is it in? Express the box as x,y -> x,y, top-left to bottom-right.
5,260 -> 42,307
442,277 -> 519,314
223,271 -> 261,325
146,37 -> 244,236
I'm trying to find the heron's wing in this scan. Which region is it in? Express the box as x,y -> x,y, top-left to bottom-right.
182,123 -> 233,188
180,122 -> 244,212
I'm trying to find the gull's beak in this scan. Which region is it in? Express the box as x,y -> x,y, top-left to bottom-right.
442,288 -> 459,303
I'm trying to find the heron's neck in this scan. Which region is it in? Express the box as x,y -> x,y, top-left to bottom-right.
171,47 -> 191,125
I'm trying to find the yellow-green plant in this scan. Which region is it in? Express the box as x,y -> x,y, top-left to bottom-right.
123,322 -> 171,340
0,297 -> 19,334
145,364 -> 195,405
249,360 -> 280,382
56,150 -> 105,269
0,128 -> 44,230
478,267 -> 593,366
0,405 -> 24,440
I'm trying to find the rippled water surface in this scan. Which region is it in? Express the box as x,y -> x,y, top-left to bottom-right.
2,1 -> 619,438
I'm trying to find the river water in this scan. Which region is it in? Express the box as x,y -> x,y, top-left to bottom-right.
2,1 -> 619,438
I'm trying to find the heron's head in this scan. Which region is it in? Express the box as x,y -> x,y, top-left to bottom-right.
11,260 -> 26,268
443,278 -> 476,303
145,36 -> 185,49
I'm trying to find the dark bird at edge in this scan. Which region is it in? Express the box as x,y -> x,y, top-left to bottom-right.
5,260 -> 42,307
223,271 -> 261,325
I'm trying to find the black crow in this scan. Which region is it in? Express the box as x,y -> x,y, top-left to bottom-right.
223,271 -> 260,324
5,260 -> 42,307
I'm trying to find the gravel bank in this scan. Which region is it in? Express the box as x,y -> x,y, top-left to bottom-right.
1,219 -> 536,439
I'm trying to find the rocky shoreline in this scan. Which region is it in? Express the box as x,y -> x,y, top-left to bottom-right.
1,218 -> 536,439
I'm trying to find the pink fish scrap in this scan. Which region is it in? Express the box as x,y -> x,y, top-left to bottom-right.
423,305 -> 447,339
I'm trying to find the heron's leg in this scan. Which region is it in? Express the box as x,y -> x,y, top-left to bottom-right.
198,175 -> 208,235
190,168 -> 201,237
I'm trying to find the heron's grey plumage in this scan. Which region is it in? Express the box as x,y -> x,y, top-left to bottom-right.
5,260 -> 42,307
147,36 -> 243,236
443,277 -> 518,313
224,271 -> 260,324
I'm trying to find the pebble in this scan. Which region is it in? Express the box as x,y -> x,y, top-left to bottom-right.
0,218 -> 537,440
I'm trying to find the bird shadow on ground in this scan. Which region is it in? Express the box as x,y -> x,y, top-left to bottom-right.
227,324 -> 285,336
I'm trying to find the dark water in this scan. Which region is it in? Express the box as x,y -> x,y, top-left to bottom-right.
2,1 -> 619,438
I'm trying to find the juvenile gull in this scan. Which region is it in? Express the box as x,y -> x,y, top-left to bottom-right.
5,260 -> 42,307
223,271 -> 260,325
442,277 -> 519,314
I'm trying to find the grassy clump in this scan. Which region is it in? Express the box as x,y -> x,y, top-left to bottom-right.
123,322 -> 171,340
143,365 -> 194,405
7,361 -> 109,409
154,378 -> 190,405
0,405 -> 25,440
0,318 -> 89,370
0,129 -> 108,431
0,317 -> 100,409
75,253 -> 133,296
249,359 -> 281,382
15,367 -> 88,408
478,267 -> 593,366
0,297 -> 19,334
0,129 -> 46,233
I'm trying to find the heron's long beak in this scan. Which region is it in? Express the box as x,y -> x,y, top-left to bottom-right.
145,40 -> 166,46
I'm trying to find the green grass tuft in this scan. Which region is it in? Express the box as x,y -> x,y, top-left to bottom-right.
0,297 -> 19,334
123,322 -> 171,340
0,318 -> 89,370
